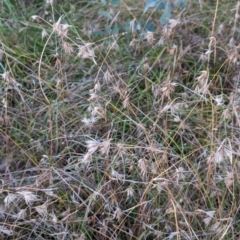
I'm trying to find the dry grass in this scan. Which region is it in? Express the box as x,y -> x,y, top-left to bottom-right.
0,0 -> 240,239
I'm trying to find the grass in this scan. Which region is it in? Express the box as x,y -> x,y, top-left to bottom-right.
0,0 -> 240,239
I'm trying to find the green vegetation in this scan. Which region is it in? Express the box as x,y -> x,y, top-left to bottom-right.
0,0 -> 240,239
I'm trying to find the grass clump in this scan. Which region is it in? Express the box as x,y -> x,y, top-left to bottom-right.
0,0 -> 240,239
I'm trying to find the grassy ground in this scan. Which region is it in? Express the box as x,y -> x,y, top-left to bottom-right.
0,0 -> 240,239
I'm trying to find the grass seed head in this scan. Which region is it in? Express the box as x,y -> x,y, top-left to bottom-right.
62,40 -> 74,54
35,203 -> 48,217
46,0 -> 54,5
113,207 -> 122,221
53,17 -> 71,38
16,209 -> 27,220
4,193 -> 17,207
111,168 -> 124,181
77,43 -> 96,62
138,158 -> 147,177
17,191 -> 38,206
126,186 -> 134,199
41,28 -> 48,39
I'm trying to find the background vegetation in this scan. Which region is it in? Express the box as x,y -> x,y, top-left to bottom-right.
0,0 -> 240,239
